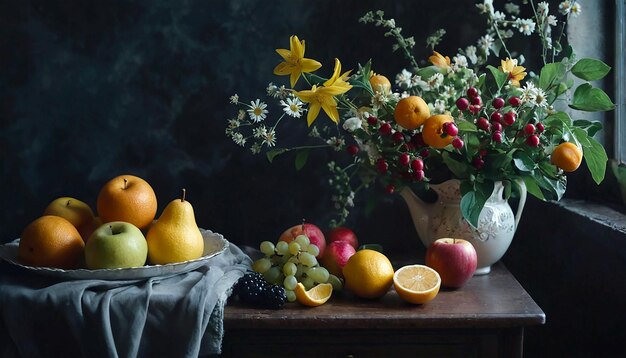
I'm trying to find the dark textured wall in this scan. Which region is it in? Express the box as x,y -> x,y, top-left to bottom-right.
0,0 -> 483,251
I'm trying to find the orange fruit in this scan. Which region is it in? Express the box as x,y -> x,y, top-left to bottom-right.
294,282 -> 333,307
552,142 -> 583,172
97,174 -> 157,230
18,215 -> 85,269
393,264 -> 441,304
394,96 -> 430,130
422,114 -> 455,149
342,249 -> 394,299
369,74 -> 392,94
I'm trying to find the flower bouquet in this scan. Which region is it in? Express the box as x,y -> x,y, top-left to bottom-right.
226,0 -> 613,228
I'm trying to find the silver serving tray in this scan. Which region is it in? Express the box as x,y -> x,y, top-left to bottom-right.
0,228 -> 228,280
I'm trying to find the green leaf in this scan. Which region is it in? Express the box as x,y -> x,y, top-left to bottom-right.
415,66 -> 438,80
570,83 -> 615,112
513,152 -> 536,172
544,111 -> 572,127
460,181 -> 494,228
442,152 -> 469,178
487,65 -> 508,90
295,149 -> 310,171
456,120 -> 477,132
349,60 -> 374,95
539,62 -> 566,90
571,58 -> 611,81
582,136 -> 608,184
266,148 -> 288,163
573,119 -> 603,137
523,176 -> 546,201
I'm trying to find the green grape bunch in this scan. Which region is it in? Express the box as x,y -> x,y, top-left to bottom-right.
252,235 -> 343,302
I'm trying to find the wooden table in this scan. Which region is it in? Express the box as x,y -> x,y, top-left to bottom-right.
221,262 -> 545,358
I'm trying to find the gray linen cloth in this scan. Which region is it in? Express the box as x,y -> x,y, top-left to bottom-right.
0,242 -> 251,358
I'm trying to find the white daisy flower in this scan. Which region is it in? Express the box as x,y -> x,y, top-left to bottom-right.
280,97 -> 305,118
227,119 -> 240,129
452,55 -> 468,71
229,94 -> 239,104
533,88 -> 549,108
433,99 -> 447,114
263,129 -> 277,147
520,82 -> 538,104
247,99 -> 268,122
546,15 -> 558,26
266,82 -> 279,98
570,2 -> 582,17
559,1 -> 572,15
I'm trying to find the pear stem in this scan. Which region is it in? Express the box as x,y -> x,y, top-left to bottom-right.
66,199 -> 71,207
181,188 -> 186,202
123,178 -> 128,190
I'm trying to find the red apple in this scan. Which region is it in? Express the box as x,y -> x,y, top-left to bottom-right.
425,238 -> 477,288
320,241 -> 356,278
326,227 -> 359,249
279,223 -> 326,257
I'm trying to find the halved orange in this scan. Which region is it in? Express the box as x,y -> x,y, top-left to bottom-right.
294,282 -> 333,307
393,264 -> 441,304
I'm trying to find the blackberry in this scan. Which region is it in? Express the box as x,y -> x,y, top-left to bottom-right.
234,271 -> 286,309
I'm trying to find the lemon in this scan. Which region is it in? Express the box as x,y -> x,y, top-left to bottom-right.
393,264 -> 441,304
294,282 -> 333,307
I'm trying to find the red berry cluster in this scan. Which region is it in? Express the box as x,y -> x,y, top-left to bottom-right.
456,87 -> 482,115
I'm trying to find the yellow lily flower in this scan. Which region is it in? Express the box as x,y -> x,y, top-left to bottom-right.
273,35 -> 322,88
296,59 -> 352,126
499,58 -> 527,87
428,51 -> 451,69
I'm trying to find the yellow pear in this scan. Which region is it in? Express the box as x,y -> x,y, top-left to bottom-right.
146,189 -> 204,264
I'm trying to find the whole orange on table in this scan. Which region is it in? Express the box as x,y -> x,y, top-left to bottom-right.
18,215 -> 85,269
342,249 -> 394,299
97,174 -> 157,230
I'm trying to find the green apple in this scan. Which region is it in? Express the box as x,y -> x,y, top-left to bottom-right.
85,221 -> 148,269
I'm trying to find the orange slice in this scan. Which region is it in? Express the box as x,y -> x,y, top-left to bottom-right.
393,264 -> 441,304
294,283 -> 333,307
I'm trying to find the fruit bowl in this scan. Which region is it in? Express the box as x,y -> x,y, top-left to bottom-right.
0,229 -> 229,280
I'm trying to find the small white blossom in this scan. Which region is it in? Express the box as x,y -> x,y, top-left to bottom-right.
493,11 -> 506,23
227,119 -> 240,129
247,99 -> 268,122
237,109 -> 246,120
465,45 -> 478,64
250,143 -> 262,154
427,73 -> 444,90
232,132 -> 246,146
537,2 -> 550,17
266,83 -> 279,97
229,94 -> 239,104
520,82 -> 538,104
546,15 -> 558,26
452,55 -> 468,71
346,191 -> 355,207
515,18 -> 536,36
342,117 -> 363,132
280,97 -> 305,118
476,0 -> 494,15
253,125 -> 268,138
533,88 -> 549,108
395,69 -> 413,88
478,34 -> 495,52
433,99 -> 447,114
326,136 -> 345,151
504,2 -> 520,15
